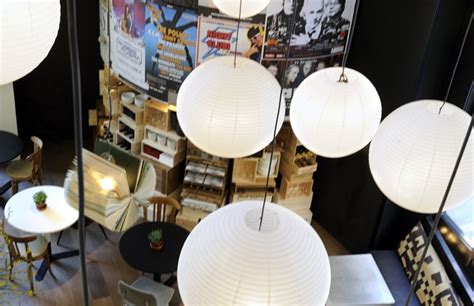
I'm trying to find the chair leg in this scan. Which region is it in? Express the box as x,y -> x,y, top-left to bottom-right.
27,261 -> 35,295
11,181 -> 18,195
9,260 -> 14,281
98,224 -> 108,240
56,230 -> 64,245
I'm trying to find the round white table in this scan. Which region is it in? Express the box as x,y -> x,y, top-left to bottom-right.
4,185 -> 79,281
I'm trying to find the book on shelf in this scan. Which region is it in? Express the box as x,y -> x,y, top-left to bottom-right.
64,148 -> 156,232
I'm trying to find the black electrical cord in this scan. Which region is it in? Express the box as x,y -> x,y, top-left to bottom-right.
258,0 -> 299,231
66,0 -> 89,304
404,10 -> 473,306
339,0 -> 360,82
233,0 -> 243,68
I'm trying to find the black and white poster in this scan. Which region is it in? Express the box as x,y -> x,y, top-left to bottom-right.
263,0 -> 355,59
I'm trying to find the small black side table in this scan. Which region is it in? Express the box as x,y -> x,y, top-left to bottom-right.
0,131 -> 24,195
119,222 -> 189,282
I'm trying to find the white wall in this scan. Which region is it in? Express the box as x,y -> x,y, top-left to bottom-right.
0,83 -> 18,134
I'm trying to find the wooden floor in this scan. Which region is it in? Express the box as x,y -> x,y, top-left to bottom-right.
0,139 -> 349,306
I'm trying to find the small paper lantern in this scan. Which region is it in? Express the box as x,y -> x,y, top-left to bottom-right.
290,67 -> 382,158
369,100 -> 473,213
177,56 -> 283,158
0,0 -> 60,85
212,0 -> 270,18
177,201 -> 331,305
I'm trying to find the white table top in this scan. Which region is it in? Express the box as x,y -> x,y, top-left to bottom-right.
327,254 -> 395,305
5,185 -> 79,234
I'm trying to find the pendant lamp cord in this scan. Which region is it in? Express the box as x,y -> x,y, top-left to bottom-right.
339,0 -> 360,83
66,0 -> 89,305
259,0 -> 299,231
233,0 -> 243,68
405,11 -> 473,306
106,0 -> 113,153
439,11 -> 473,114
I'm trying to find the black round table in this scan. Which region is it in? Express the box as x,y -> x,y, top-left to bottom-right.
119,222 -> 189,282
0,131 -> 23,164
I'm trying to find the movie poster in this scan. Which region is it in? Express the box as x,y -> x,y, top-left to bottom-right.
110,0 -> 148,90
263,0 -> 355,59
196,2 -> 265,65
262,54 -> 344,117
145,1 -> 198,100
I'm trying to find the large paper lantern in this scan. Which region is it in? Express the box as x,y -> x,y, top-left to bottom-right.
290,67 -> 381,158
177,201 -> 331,305
212,0 -> 270,18
0,0 -> 60,85
369,100 -> 473,213
177,56 -> 283,158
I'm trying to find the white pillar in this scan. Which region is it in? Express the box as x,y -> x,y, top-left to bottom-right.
0,83 -> 18,134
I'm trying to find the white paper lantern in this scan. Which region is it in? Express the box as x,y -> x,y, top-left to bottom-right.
177,56 -> 283,158
177,201 -> 331,305
212,0 -> 270,18
0,0 -> 60,85
369,100 -> 473,213
290,67 -> 382,158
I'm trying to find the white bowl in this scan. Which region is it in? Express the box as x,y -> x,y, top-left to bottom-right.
121,92 -> 135,104
134,94 -> 148,108
157,135 -> 167,145
147,131 -> 157,141
167,139 -> 177,150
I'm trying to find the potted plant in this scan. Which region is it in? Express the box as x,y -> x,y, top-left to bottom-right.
33,191 -> 47,210
148,229 -> 163,251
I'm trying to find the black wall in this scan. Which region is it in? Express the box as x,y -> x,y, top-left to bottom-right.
13,0 -> 101,140
313,0 -> 474,253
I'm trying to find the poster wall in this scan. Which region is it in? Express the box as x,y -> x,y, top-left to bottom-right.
106,0 -> 355,107
110,0 -> 148,90
145,2 -> 198,99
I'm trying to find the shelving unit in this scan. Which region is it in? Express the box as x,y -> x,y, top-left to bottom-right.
120,101 -> 144,126
117,116 -> 144,143
144,99 -> 171,131
140,124 -> 186,167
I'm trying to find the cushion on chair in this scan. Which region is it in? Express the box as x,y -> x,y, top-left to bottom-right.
131,276 -> 174,306
6,160 -> 33,180
398,223 -> 461,305
17,235 -> 48,258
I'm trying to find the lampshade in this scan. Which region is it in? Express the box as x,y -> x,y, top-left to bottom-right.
369,100 -> 473,213
0,0 -> 60,85
212,0 -> 270,18
290,67 -> 381,158
177,56 -> 283,158
177,201 -> 331,305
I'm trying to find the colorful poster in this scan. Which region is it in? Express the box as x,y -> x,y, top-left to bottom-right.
145,1 -> 198,99
263,0 -> 355,59
196,4 -> 265,65
110,0 -> 148,90
197,17 -> 264,64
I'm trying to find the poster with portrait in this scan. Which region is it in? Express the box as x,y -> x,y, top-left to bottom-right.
196,3 -> 265,65
145,1 -> 198,100
263,0 -> 355,59
289,0 -> 355,58
110,0 -> 148,90
263,54 -> 343,118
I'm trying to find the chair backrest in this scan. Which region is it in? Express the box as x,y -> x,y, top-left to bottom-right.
0,218 -> 36,261
28,136 -> 43,176
144,196 -> 181,223
117,280 -> 158,306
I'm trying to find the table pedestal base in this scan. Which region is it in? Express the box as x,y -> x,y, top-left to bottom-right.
152,273 -> 177,286
0,181 -> 11,195
35,244 -> 79,281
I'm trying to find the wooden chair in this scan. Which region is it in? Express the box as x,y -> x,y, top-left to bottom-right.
143,196 -> 181,224
6,136 -> 43,195
118,277 -> 174,306
0,218 -> 50,295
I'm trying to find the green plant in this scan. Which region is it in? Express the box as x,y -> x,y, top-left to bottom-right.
33,191 -> 47,204
148,229 -> 163,243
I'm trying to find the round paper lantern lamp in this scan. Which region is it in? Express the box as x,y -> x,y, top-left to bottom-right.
369,100 -> 473,213
177,201 -> 331,305
212,0 -> 270,18
177,56 -> 283,158
290,67 -> 382,158
0,0 -> 60,85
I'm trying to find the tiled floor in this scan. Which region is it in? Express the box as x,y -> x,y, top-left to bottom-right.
0,139 -> 349,306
